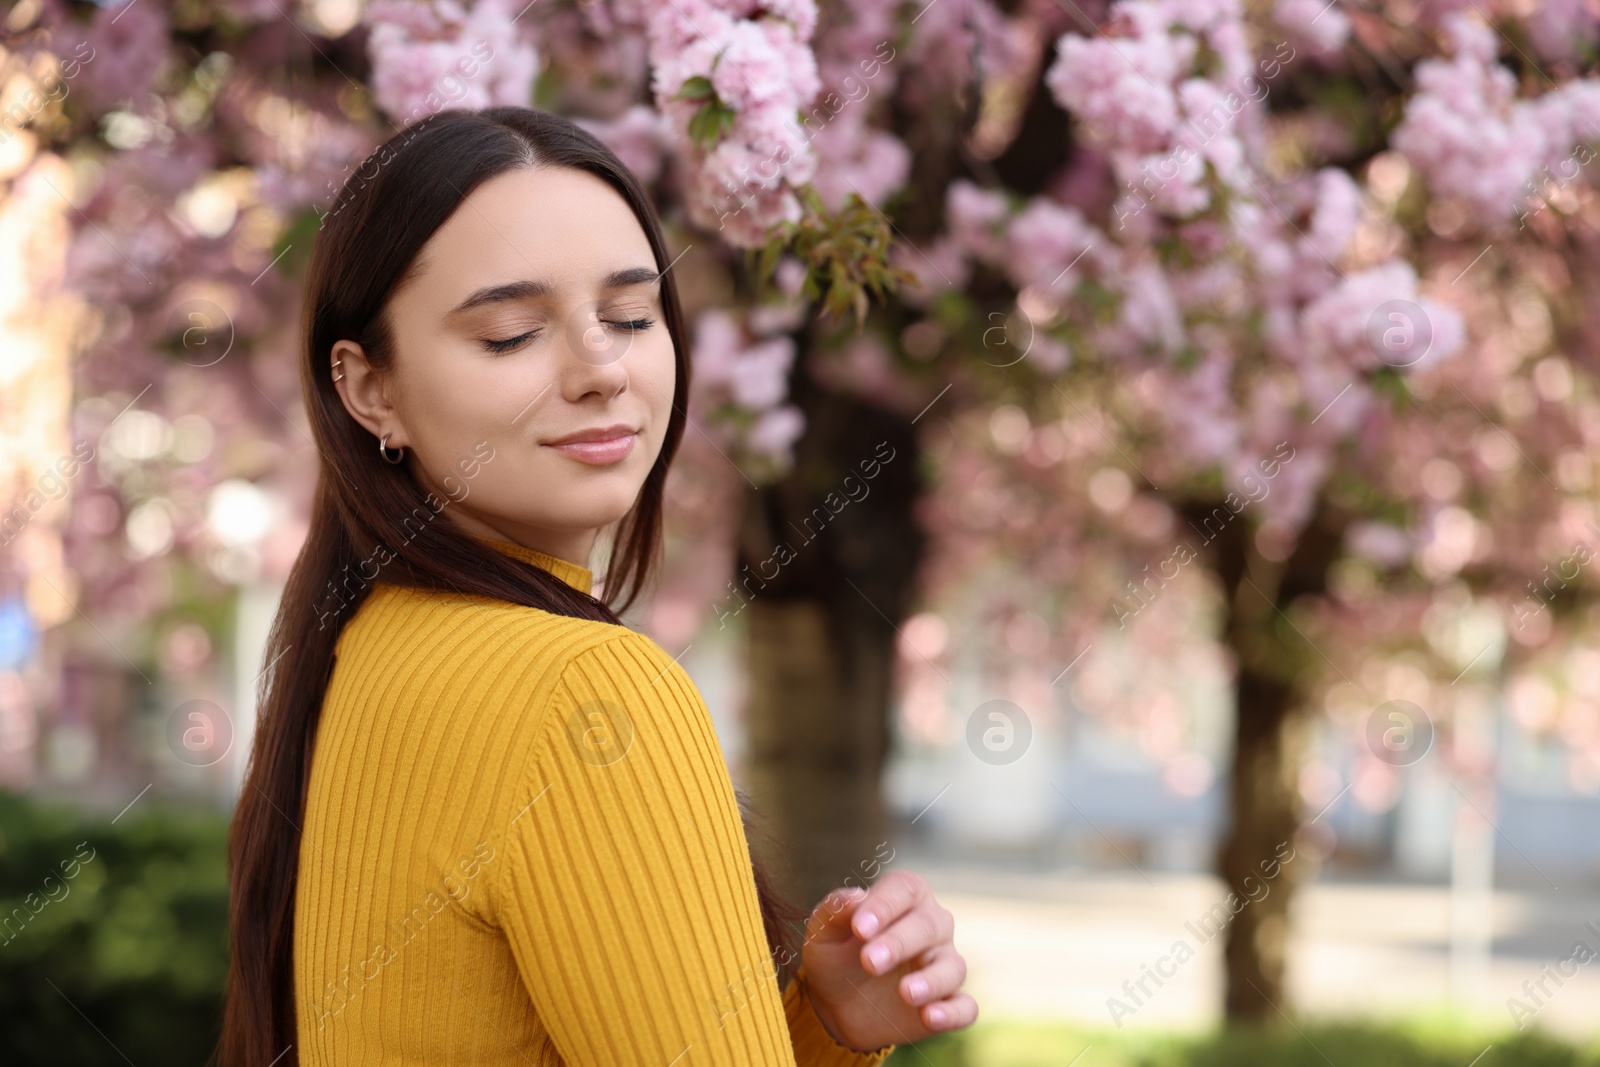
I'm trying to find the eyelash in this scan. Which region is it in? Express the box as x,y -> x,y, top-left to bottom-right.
481,317 -> 657,354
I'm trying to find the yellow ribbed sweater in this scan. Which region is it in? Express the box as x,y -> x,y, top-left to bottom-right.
293,534 -> 896,1066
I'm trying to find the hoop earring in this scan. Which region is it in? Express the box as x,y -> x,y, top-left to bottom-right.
331,358 -> 344,382
379,433 -> 405,464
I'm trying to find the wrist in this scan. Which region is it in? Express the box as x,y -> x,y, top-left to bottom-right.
797,966 -> 850,1048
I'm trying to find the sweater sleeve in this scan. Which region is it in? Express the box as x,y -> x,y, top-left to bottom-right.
490,630 -> 895,1067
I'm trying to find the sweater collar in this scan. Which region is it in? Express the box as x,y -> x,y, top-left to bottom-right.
471,534 -> 594,594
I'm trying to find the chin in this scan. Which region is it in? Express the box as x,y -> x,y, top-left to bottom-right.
555,492 -> 642,531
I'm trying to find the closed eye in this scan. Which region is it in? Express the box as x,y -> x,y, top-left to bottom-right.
480,317 -> 656,355
481,329 -> 540,354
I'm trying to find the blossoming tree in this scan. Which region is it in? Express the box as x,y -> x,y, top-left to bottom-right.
10,0 -> 1600,1026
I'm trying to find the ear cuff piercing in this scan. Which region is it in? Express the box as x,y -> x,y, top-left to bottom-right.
332,357 -> 401,462
331,358 -> 402,462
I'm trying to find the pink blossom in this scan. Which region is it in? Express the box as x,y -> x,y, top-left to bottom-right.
691,308 -> 744,385
1122,146 -> 1211,216
259,121 -> 376,213
1305,167 -> 1361,263
691,308 -> 796,411
747,405 -> 806,465
735,101 -> 818,186
1156,341 -> 1240,464
1299,262 -> 1417,367
1261,440 -> 1329,530
1154,0 -> 1243,36
1046,32 -> 1187,153
1119,261 -> 1185,355
775,256 -> 808,298
1528,0 -> 1599,64
576,105 -> 669,185
62,0 -> 170,114
688,176 -> 803,247
365,2 -> 541,120
945,180 -> 1010,263
810,117 -> 911,215
1167,260 -> 1243,310
1003,198 -> 1100,293
747,301 -> 806,336
729,338 -> 796,409
646,0 -> 739,53
1274,0 -> 1350,56
1531,80 -> 1600,178
1409,296 -> 1466,371
1026,334 -> 1072,376
649,35 -> 723,104
1391,14 -> 1548,222
691,303 -> 806,467
365,0 -> 457,37
1347,521 -> 1413,568
748,0 -> 818,39
1300,363 -> 1372,439
466,3 -> 542,107
645,1 -> 823,247
890,235 -> 971,307
701,131 -> 788,196
711,21 -> 810,111
903,0 -> 1027,104
1174,79 -> 1249,185
1297,261 -> 1464,374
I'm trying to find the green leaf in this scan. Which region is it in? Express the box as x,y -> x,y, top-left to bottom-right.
674,75 -> 715,103
687,100 -> 737,150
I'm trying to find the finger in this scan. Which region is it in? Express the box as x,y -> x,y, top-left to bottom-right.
806,885 -> 868,946
862,899 -> 952,975
899,944 -> 967,1006
850,869 -> 930,942
921,990 -> 978,1032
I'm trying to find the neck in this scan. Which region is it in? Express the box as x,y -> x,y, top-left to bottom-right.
445,511 -> 598,572
409,464 -> 600,569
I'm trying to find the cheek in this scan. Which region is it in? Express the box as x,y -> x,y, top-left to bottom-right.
394,348 -> 513,469
639,335 -> 678,423
408,380 -> 487,449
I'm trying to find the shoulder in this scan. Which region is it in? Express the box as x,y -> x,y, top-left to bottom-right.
534,627 -> 705,768
551,626 -> 693,695
481,626 -> 720,919
326,584 -> 652,783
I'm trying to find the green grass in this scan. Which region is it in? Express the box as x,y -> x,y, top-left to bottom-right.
887,1014 -> 1600,1067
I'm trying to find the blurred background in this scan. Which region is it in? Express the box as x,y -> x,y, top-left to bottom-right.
5,0 -> 1600,1063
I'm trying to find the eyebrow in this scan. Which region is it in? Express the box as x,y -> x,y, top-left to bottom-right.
446,266 -> 662,316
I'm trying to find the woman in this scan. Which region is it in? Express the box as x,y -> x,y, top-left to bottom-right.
214,107 -> 976,1066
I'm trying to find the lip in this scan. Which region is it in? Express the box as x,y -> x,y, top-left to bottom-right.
543,423 -> 638,465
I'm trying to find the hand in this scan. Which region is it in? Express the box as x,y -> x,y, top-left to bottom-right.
798,869 -> 977,1051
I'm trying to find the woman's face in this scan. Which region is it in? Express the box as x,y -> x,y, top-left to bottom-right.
332,165 -> 677,564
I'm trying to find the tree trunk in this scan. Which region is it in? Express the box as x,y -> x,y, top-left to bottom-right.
1195,497 -> 1346,1021
737,372 -> 923,914
731,0 -> 1062,913
1218,640 -> 1304,1020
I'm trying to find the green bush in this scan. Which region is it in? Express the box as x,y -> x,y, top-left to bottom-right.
0,790 -> 230,1066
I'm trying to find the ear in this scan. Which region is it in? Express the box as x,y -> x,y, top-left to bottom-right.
331,339 -> 408,448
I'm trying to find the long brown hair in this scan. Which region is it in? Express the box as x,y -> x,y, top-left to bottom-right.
214,107 -> 804,1066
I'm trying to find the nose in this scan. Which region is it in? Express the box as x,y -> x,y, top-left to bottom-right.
559,302 -> 631,402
